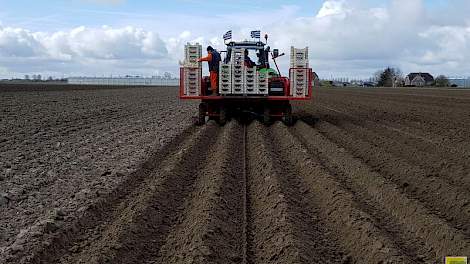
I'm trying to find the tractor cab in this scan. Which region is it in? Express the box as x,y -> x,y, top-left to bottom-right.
223,41 -> 271,70
221,41 -> 288,96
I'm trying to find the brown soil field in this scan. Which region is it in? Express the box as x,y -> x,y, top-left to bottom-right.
1,85 -> 469,263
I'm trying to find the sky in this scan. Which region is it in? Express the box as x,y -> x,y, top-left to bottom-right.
1,0 -> 470,79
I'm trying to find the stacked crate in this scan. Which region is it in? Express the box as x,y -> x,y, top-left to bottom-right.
290,47 -> 309,68
231,48 -> 245,94
183,68 -> 202,96
184,43 -> 202,67
257,70 -> 269,95
289,47 -> 309,97
183,43 -> 202,96
219,63 -> 232,95
244,66 -> 257,94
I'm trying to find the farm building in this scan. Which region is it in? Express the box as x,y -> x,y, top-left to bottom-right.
312,72 -> 320,87
405,73 -> 434,87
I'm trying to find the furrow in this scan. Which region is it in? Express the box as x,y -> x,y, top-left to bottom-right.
315,102 -> 470,154
246,122 -> 344,263
312,107 -> 470,192
152,121 -> 245,264
270,122 -> 413,263
291,121 -> 470,263
312,120 -> 470,236
47,122 -> 220,264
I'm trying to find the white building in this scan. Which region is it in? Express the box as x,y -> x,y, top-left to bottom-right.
67,76 -> 179,86
405,73 -> 434,87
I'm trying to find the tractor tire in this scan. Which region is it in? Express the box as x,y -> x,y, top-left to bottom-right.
218,106 -> 227,126
263,106 -> 271,125
282,104 -> 294,126
197,103 -> 206,126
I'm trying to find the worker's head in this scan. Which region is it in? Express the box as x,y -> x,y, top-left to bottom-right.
244,49 -> 249,56
207,46 -> 214,53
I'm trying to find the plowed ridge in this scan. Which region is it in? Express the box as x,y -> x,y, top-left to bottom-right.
10,120 -> 470,263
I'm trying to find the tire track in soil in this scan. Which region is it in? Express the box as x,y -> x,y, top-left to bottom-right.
152,121 -> 245,264
245,122 -> 344,263
290,121 -> 470,263
269,122 -> 413,263
310,119 -> 470,237
25,122 -> 220,264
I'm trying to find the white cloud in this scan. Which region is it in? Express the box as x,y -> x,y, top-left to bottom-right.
316,0 -> 348,18
1,0 -> 470,78
264,0 -> 470,77
0,25 -> 169,77
417,25 -> 470,65
0,25 -> 168,60
0,26 -> 43,57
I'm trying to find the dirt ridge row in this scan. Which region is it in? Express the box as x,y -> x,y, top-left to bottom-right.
290,121 -> 470,263
2,123 -> 215,263
312,119 -> 470,237
154,121 -> 246,263
5,115 -> 469,263
246,122 -> 342,263
312,104 -> 470,191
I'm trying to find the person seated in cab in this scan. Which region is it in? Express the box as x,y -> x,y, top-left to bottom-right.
244,49 -> 256,68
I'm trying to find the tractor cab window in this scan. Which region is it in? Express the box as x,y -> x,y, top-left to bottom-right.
224,42 -> 269,69
244,49 -> 258,68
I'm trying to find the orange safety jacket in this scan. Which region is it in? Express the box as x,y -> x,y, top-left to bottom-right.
199,50 -> 221,72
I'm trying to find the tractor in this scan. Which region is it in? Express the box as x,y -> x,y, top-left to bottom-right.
180,32 -> 313,126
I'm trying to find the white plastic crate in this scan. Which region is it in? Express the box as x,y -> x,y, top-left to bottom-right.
219,82 -> 232,94
232,83 -> 244,94
244,67 -> 256,79
290,81 -> 308,97
245,81 -> 257,94
290,83 -> 308,97
219,64 -> 232,95
244,67 -> 257,94
183,67 -> 201,96
290,68 -> 309,97
232,62 -> 244,94
184,43 -> 202,67
231,48 -> 245,66
185,44 -> 201,55
232,64 -> 245,93
233,65 -> 244,76
219,64 -> 232,81
220,64 -> 232,74
290,47 -> 309,68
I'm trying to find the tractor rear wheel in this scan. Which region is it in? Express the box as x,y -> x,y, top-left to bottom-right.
218,106 -> 227,126
197,103 -> 206,126
282,104 -> 294,126
263,106 -> 271,125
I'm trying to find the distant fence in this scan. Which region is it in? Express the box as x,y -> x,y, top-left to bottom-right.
67,77 -> 179,86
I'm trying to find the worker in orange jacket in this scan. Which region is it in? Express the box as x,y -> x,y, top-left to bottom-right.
198,46 -> 221,95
